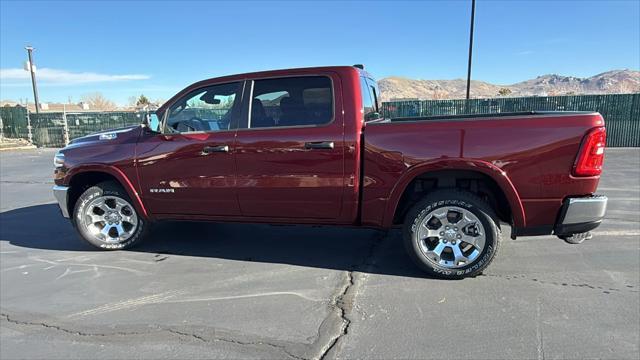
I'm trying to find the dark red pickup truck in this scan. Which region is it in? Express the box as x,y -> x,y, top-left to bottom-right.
53,65 -> 607,278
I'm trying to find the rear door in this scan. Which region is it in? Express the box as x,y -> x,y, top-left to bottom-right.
234,74 -> 346,220
136,81 -> 244,216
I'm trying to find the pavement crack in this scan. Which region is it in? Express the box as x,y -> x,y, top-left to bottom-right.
1,313 -> 143,337
2,312 -> 306,360
315,231 -> 386,360
164,329 -> 306,360
319,271 -> 353,360
481,273 -> 638,294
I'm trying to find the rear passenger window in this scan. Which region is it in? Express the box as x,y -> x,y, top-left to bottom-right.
250,76 -> 333,128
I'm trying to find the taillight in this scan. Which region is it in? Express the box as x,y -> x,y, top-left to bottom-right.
573,127 -> 606,176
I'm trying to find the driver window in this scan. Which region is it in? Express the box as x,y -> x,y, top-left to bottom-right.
165,82 -> 242,133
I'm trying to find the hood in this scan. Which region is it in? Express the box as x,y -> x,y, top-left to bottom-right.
67,125 -> 143,147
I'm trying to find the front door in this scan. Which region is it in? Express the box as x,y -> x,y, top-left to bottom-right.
136,81 -> 244,216
234,75 -> 345,220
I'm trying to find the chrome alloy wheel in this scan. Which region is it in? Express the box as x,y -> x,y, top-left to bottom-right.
416,206 -> 486,269
82,196 -> 138,244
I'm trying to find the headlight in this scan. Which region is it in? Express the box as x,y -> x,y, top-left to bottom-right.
54,152 -> 65,168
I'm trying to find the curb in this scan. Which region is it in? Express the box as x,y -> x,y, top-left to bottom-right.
0,145 -> 38,151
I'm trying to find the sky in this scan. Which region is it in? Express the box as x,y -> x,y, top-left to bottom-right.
1,0 -> 639,105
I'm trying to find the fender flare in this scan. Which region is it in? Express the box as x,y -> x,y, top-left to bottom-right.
383,158 -> 525,228
64,164 -> 149,219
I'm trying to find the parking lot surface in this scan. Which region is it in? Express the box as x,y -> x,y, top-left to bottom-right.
1,148 -> 638,359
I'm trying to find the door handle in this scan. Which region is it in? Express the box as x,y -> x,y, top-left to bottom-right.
304,141 -> 334,150
202,145 -> 230,154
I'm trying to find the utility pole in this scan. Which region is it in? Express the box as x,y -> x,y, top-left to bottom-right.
465,0 -> 476,100
25,46 -> 41,113
62,103 -> 70,146
25,98 -> 33,144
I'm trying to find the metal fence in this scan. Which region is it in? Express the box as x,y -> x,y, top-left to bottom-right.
2,93 -> 639,147
0,107 -> 30,140
0,107 -> 146,147
381,93 -> 640,147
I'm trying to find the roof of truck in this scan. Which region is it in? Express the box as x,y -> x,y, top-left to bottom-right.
202,65 -> 368,82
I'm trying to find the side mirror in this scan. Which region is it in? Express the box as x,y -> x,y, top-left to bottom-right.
143,113 -> 161,133
365,112 -> 383,121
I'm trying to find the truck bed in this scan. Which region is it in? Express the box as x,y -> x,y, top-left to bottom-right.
361,111 -> 605,229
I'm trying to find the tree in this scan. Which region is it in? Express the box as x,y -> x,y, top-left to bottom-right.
136,94 -> 151,106
498,88 -> 512,97
127,96 -> 138,107
80,92 -> 116,111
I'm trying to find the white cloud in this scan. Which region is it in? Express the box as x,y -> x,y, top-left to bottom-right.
0,67 -> 150,85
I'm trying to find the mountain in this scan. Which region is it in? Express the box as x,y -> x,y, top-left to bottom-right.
378,69 -> 640,101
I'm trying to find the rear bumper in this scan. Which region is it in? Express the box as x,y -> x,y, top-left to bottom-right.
53,185 -> 70,218
554,195 -> 607,236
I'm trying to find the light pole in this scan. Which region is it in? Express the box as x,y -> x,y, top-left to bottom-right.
25,46 -> 41,113
465,0 -> 476,100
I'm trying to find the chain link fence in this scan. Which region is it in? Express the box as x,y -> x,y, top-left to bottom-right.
382,93 -> 640,147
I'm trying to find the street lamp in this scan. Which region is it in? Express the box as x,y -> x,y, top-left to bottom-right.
24,46 -> 41,113
465,0 -> 476,100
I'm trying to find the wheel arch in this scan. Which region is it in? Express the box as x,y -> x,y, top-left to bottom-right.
65,165 -> 148,219
384,159 -> 525,228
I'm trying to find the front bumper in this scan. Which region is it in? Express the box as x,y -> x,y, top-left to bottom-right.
53,185 -> 70,218
554,195 -> 607,236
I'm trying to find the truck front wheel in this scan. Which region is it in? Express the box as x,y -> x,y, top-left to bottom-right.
73,181 -> 148,250
403,190 -> 501,279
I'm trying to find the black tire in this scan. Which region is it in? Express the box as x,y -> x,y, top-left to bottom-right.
73,181 -> 148,250
402,189 -> 501,279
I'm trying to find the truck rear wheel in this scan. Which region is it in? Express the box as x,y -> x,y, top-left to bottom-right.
73,181 -> 147,250
403,190 -> 501,279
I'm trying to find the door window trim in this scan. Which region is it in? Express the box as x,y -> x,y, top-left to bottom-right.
363,77 -> 383,122
160,80 -> 246,135
366,78 -> 380,113
238,74 -> 337,131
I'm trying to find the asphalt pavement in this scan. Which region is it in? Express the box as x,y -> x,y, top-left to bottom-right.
1,148 -> 638,359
